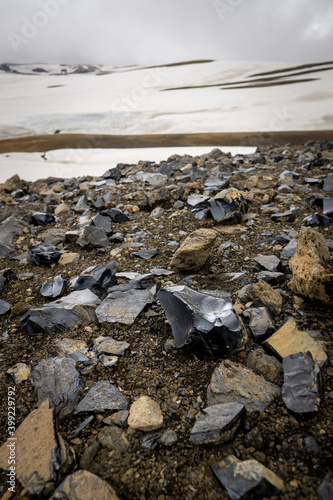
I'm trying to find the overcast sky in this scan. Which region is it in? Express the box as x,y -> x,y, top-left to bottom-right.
0,0 -> 332,66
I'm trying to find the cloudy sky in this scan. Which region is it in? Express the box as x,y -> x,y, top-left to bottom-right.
0,0 -> 332,66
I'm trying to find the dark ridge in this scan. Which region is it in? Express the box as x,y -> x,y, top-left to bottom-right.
1,130 -> 333,154
221,78 -> 319,90
249,60 -> 333,78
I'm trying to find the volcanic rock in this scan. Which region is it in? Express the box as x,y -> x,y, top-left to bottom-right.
50,470 -> 119,500
74,380 -> 128,414
96,287 -> 155,325
246,348 -> 282,383
209,187 -> 248,223
170,228 -> 217,271
190,403 -> 245,444
40,274 -> 65,298
29,243 -> 61,267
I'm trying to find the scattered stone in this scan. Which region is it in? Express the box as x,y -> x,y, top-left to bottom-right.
150,206 -> 164,218
0,401 -> 71,496
271,207 -> 300,222
243,307 -> 275,341
19,289 -> 100,336
246,348 -> 283,383
0,298 -> 10,315
67,415 -> 94,441
264,318 -> 327,368
207,360 -> 280,412
170,228 -> 217,271
24,212 -> 55,226
54,203 -> 70,215
323,175 -> 333,191
0,214 -> 28,246
133,248 -> 159,259
91,213 -> 112,233
157,285 -> 243,359
7,362 -> 31,384
282,351 -> 320,413
323,197 -> 333,217
140,431 -> 163,450
209,187 -> 248,223
96,287 -> 155,325
304,436 -> 320,454
72,265 -> 117,297
105,410 -> 129,428
99,354 -> 118,367
257,271 -> 286,285
160,429 -> 178,446
50,470 -> 119,500
59,252 -> 80,265
190,403 -> 245,444
32,357 -> 83,416
102,208 -> 129,223
74,380 -> 128,414
318,471 -> 333,500
98,425 -> 129,452
94,336 -> 130,356
77,226 -> 110,248
280,239 -> 297,259
237,280 -> 282,316
211,455 -> 284,499
288,227 -> 333,306
55,338 -> 88,356
254,255 -> 280,272
128,395 -> 163,432
41,274 -> 65,298
29,243 -> 61,267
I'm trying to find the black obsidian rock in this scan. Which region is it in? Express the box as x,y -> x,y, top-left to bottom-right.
157,285 -> 243,359
209,188 -> 248,223
29,243 -> 61,267
24,212 -> 55,226
73,265 -> 117,298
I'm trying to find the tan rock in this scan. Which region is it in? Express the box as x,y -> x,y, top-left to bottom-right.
50,470 -> 119,500
128,396 -> 163,431
289,227 -> 333,305
55,203 -> 70,215
55,338 -> 88,356
264,318 -> 327,368
59,252 -> 80,265
239,280 -> 282,316
170,228 -> 217,271
0,401 -> 71,495
6,362 -> 31,384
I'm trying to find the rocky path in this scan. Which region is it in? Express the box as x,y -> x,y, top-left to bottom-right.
0,141 -> 332,499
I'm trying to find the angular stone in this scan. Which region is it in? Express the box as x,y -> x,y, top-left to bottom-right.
280,239 -> 297,259
40,274 -> 65,298
128,396 -> 163,432
207,360 -> 280,413
319,471 -> 333,500
323,198 -> 333,217
94,336 -> 130,356
29,243 -> 61,267
105,410 -> 129,428
97,426 -> 129,452
50,470 -> 119,500
74,380 -> 128,414
271,207 -> 300,222
133,248 -> 159,260
323,175 -> 333,191
101,208 -> 129,223
0,298 -> 10,315
282,352 -> 320,413
96,287 -> 155,325
211,455 -> 284,500
170,228 -> 217,271
246,348 -> 283,383
190,403 -> 245,444
0,214 -> 28,246
24,212 -> 55,226
19,290 -> 100,336
7,362 -> 31,384
157,285 -> 243,359
32,357 -> 83,415
264,318 -> 327,368
55,338 -> 88,356
288,227 -> 333,306
254,255 -> 280,272
161,429 -> 178,446
59,252 -> 80,265
72,265 -> 117,297
54,203 -> 70,215
41,228 -> 67,245
187,194 -> 210,209
91,213 -> 112,233
209,187 -> 248,223
243,307 -> 275,341
99,354 -> 118,367
257,271 -> 286,285
0,401 -> 71,496
237,280 -> 282,316
77,226 -> 110,248
0,243 -> 15,258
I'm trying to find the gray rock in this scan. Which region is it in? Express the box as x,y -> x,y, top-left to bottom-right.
0,243 -> 15,258
246,348 -> 282,383
94,336 -> 130,356
160,429 -> 178,446
32,357 -> 83,416
29,243 -> 61,267
104,410 -> 129,428
140,431 -> 163,450
323,197 -> 333,217
209,188 -> 248,223
211,455 -> 284,499
323,175 -> 333,191
304,436 -> 320,454
19,289 -> 100,336
0,214 -> 28,246
0,299 -> 10,315
271,207 -> 301,222
67,415 -> 94,441
280,239 -> 297,259
77,226 -> 110,248
190,403 -> 245,444
257,271 -> 286,285
319,471 -> 333,500
40,274 -> 65,298
99,355 -> 118,367
237,280 -> 282,316
97,425 -> 129,452
41,228 -> 67,245
254,255 -> 280,272
243,307 -> 275,341
74,380 -> 128,414
96,287 -> 155,325
157,285 -> 243,359
282,351 -> 320,413
91,213 -> 113,233
207,360 -> 280,412
72,265 -> 117,297
187,194 -> 210,209
133,248 -> 159,259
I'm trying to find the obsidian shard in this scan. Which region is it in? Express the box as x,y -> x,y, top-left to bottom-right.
157,285 -> 243,359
